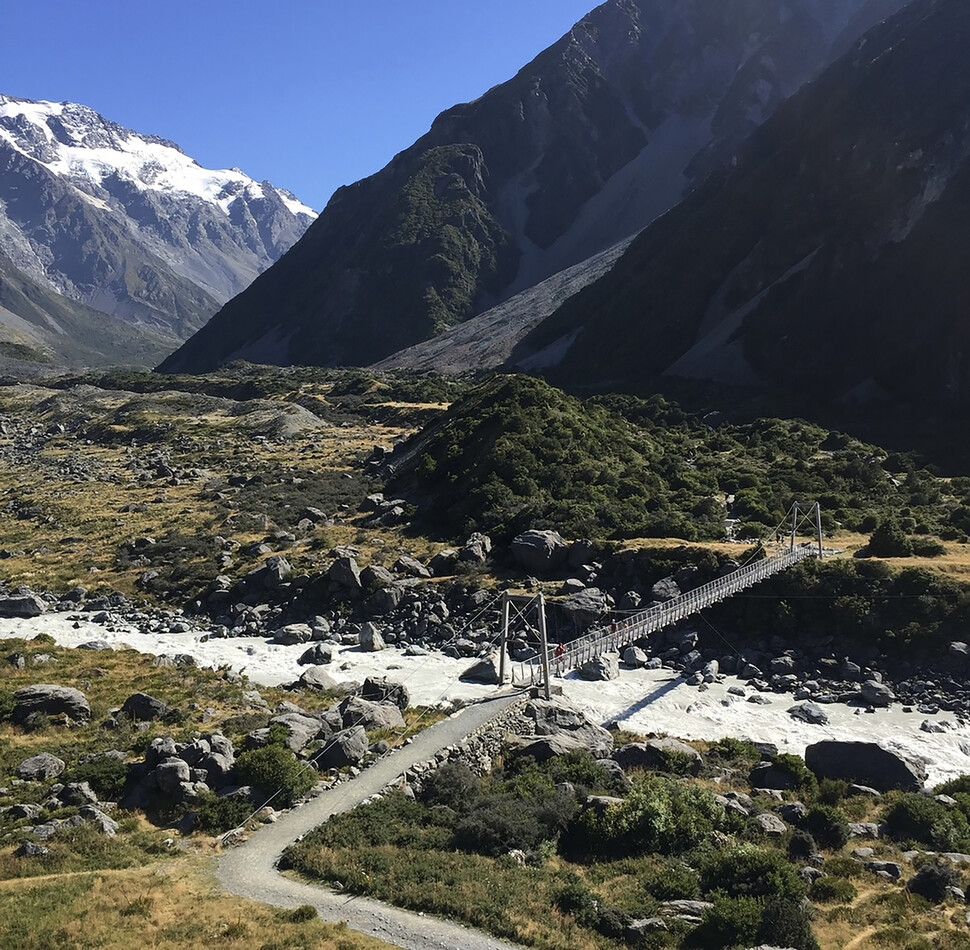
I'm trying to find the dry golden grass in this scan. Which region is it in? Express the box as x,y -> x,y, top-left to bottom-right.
0,858 -> 389,950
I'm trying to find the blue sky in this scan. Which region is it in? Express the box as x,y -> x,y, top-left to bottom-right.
5,1 -> 597,211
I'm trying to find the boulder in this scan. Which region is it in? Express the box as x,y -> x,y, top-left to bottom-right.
60,782 -> 98,805
650,577 -> 682,602
460,533 -> 492,564
121,693 -> 173,722
522,698 -> 613,758
511,733 -> 591,762
361,564 -> 396,588
360,676 -> 410,711
510,530 -> 569,575
750,761 -> 806,792
0,592 -> 47,618
612,738 -> 702,775
298,644 -> 333,666
17,752 -> 66,781
328,556 -> 363,593
429,549 -> 460,576
269,713 -> 326,753
364,586 -> 403,615
579,653 -> 620,681
80,805 -> 119,836
15,841 -> 51,858
13,685 -> 90,724
460,651 -> 512,685
623,646 -> 650,668
860,680 -> 895,707
318,726 -> 368,769
273,624 -> 313,645
753,812 -> 788,836
339,696 -> 405,732
560,588 -> 611,628
805,741 -> 927,792
155,759 -> 191,795
394,555 -> 431,578
788,702 -> 829,726
358,622 -> 386,652
298,667 -> 339,691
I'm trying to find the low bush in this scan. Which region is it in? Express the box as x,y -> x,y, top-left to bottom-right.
64,755 -> 131,803
802,805 -> 851,851
690,895 -> 762,949
770,754 -> 818,795
641,861 -> 701,900
907,862 -> 962,903
420,762 -> 482,813
758,897 -> 819,950
787,829 -> 818,861
190,792 -> 254,834
707,737 -> 762,765
810,877 -> 858,903
234,745 -> 316,808
700,845 -> 805,903
883,794 -> 970,851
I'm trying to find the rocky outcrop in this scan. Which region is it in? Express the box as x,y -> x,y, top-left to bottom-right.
13,685 -> 91,724
17,752 -> 66,781
510,530 -> 569,575
804,741 -> 928,792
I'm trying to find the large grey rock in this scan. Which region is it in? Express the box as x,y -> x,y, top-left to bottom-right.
522,698 -> 613,758
650,577 -> 682,602
560,588 -> 611,628
60,782 -> 98,805
121,692 -> 172,722
17,752 -> 66,781
623,646 -> 650,668
360,676 -> 410,711
269,713 -> 326,753
510,529 -> 569,575
328,556 -> 363,592
460,533 -> 492,564
394,555 -> 431,578
298,666 -> 339,691
612,738 -> 702,775
788,702 -> 829,725
298,644 -> 333,666
13,685 -> 90,724
339,696 -> 405,732
155,759 -> 191,795
80,805 -> 119,836
430,549 -> 460,575
512,733 -> 591,762
0,592 -> 47,618
319,726 -> 368,769
273,624 -> 313,645
460,651 -> 512,685
579,653 -> 619,681
753,812 -> 788,836
805,741 -> 927,792
860,680 -> 895,707
358,622 -> 386,652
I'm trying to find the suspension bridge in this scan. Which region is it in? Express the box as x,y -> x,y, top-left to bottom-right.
504,502 -> 827,696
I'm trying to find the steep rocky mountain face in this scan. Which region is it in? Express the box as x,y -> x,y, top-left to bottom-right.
0,95 -> 315,363
160,0 -> 905,374
510,0 -> 970,416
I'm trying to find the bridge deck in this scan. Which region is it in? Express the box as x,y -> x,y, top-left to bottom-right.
536,546 -> 817,678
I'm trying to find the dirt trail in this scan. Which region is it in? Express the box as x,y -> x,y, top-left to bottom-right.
217,692 -> 526,950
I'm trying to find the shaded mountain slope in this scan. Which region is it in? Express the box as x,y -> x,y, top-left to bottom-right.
160,0 -> 904,374
511,0 -> 970,414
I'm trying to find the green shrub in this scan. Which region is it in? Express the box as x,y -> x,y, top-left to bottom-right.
700,846 -> 805,902
802,805 -> 851,850
865,520 -> 913,557
0,688 -> 15,723
817,778 -> 849,806
421,762 -> 482,813
934,775 -> 970,796
907,862 -> 962,903
190,792 -> 254,834
64,755 -> 131,802
911,538 -> 946,558
641,861 -> 701,900
788,829 -> 818,861
810,877 -> 858,903
287,905 -> 318,922
758,897 -> 819,950
234,745 -> 316,808
707,737 -> 762,765
883,794 -> 970,851
769,754 -> 818,794
690,895 -> 763,949
575,774 -> 726,858
825,856 -> 865,879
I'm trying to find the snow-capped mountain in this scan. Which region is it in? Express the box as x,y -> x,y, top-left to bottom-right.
0,94 -> 315,361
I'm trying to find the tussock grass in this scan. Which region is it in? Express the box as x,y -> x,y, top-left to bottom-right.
0,861 -> 386,950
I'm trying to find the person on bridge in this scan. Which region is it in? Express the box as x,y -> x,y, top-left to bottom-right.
555,643 -> 565,658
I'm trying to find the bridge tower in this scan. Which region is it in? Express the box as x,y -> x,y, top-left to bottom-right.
499,591 -> 552,700
787,501 -> 824,558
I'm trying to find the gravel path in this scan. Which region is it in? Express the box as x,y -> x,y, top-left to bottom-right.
217,692 -> 527,950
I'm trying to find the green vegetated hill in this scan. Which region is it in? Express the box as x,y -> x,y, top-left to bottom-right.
512,0 -> 970,416
389,374 -> 970,547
